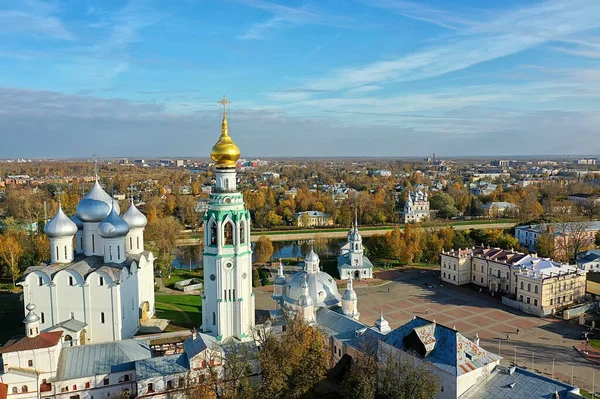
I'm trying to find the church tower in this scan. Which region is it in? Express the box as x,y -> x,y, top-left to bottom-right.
202,96 -> 255,342
348,212 -> 363,267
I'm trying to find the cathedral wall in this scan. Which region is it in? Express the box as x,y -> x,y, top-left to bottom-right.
137,255 -> 156,319
22,271 -> 54,328
87,272 -> 120,342
53,270 -> 87,326
119,267 -> 140,339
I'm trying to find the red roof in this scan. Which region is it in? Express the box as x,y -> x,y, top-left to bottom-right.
0,331 -> 62,354
0,383 -> 7,399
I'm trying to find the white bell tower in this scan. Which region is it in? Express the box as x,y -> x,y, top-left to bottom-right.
201,95 -> 255,342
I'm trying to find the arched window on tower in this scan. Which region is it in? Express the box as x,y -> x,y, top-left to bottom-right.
240,221 -> 245,244
210,222 -> 217,246
224,222 -> 233,245
224,178 -> 229,190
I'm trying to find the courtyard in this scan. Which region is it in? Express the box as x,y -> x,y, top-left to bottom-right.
254,268 -> 600,394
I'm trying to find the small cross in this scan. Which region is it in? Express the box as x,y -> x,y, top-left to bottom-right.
128,184 -> 136,201
218,95 -> 231,116
92,153 -> 98,178
54,187 -> 63,207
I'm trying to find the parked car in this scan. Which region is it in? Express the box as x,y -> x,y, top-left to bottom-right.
581,331 -> 594,340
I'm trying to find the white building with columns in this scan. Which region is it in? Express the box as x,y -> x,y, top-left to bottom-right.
201,97 -> 255,342
19,186 -> 155,345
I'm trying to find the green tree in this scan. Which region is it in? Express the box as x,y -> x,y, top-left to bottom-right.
254,235 -> 274,265
430,192 -> 458,219
536,233 -> 556,258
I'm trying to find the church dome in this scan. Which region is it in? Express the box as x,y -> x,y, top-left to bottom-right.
76,181 -> 120,222
71,214 -> 84,230
342,287 -> 358,301
122,201 -> 147,229
44,206 -> 78,238
210,113 -> 240,168
23,303 -> 40,324
283,270 -> 341,308
305,250 -> 320,264
349,228 -> 362,242
98,208 -> 130,238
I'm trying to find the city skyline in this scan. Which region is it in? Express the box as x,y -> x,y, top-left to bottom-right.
1,0 -> 600,158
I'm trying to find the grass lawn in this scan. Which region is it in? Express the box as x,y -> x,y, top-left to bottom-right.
589,339 -> 600,350
163,268 -> 203,289
582,390 -> 600,399
155,294 -> 202,329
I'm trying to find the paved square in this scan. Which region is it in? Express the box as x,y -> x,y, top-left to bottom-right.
253,268 -> 600,392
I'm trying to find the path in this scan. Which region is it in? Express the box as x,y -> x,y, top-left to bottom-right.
177,222 -> 517,245
156,302 -> 193,326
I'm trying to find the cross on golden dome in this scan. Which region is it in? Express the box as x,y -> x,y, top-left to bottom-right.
210,95 -> 240,168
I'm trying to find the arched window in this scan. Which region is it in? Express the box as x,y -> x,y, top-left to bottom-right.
136,236 -> 140,250
64,246 -> 68,259
240,221 -> 245,244
210,222 -> 217,246
527,283 -> 531,292
129,237 -> 133,250
497,270 -> 501,278
506,271 -> 510,279
22,385 -> 28,393
12,387 -> 17,394
520,281 -> 524,290
117,246 -> 121,260
224,178 -> 229,190
534,285 -> 539,294
56,246 -> 59,260
28,359 -> 33,367
80,236 -> 83,251
92,234 -> 95,252
224,222 -> 233,245
109,246 -> 113,261
212,312 -> 216,325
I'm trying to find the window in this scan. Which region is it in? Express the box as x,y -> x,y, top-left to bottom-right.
224,222 -> 233,245
520,281 -> 524,290
117,246 -> 121,259
80,237 -> 83,251
453,275 -> 456,281
99,276 -> 104,286
240,221 -> 245,244
69,276 -> 74,286
224,178 -> 229,190
56,246 -> 59,259
85,382 -> 90,389
147,383 -> 154,393
481,265 -> 484,272
100,312 -> 105,324
28,359 -> 33,367
534,285 -> 538,294
506,271 -> 510,279
563,295 -> 566,303
473,264 -> 476,271
129,237 -> 133,249
124,375 -> 130,382
519,295 -> 523,302
70,312 -> 74,319
534,299 -> 538,306
481,277 -> 483,283
41,312 -> 45,323
92,234 -> 95,252
210,222 -> 217,245
453,264 -> 456,270
497,270 -> 501,278
550,298 -> 553,305
526,297 -> 531,304
73,385 -> 77,391
103,378 -> 109,386
38,276 -> 43,286
527,283 -> 531,292
64,246 -> 68,259
21,386 -> 28,393
506,284 -> 509,291
109,246 -> 113,261
212,312 -> 216,325
473,276 -> 475,281
167,380 -> 173,390
12,387 -> 17,394
137,236 -> 140,250
444,272 -> 446,278
233,289 -> 236,300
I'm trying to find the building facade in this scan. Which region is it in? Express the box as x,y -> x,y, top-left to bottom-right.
296,211 -> 333,227
337,219 -> 373,280
440,247 -> 587,316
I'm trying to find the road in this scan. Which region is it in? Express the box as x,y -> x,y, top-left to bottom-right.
177,222 -> 517,245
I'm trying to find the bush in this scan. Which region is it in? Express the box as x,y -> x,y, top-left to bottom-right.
252,269 -> 260,288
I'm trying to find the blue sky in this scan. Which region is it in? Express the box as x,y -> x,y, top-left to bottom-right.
1,0 -> 600,158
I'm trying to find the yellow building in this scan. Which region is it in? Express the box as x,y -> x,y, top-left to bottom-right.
296,211 -> 333,227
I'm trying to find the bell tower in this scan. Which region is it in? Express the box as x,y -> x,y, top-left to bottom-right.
202,96 -> 255,342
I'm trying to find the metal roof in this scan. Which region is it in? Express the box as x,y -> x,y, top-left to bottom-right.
182,333 -> 218,360
49,318 -> 87,333
135,354 -> 189,380
0,331 -> 63,354
56,340 -> 151,380
459,366 -> 581,399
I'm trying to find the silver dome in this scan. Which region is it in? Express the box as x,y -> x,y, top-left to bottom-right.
349,228 -> 362,242
98,208 -> 130,238
44,206 -> 78,238
274,274 -> 287,285
76,181 -> 120,222
305,250 -> 320,264
23,303 -> 40,324
71,214 -> 84,230
122,201 -> 147,229
342,288 -> 358,301
283,270 -> 341,308
298,292 -> 314,307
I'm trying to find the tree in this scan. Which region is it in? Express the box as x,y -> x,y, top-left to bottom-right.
554,220 -> 594,262
430,192 -> 458,219
313,234 -> 329,256
254,236 -> 274,265
536,233 -> 556,258
176,195 -> 199,226
0,234 -> 24,286
256,313 -> 328,399
145,216 -> 182,278
518,188 -> 543,223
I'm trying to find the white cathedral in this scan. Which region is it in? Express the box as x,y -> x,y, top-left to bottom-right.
19,182 -> 155,345
337,216 -> 374,280
401,189 -> 430,223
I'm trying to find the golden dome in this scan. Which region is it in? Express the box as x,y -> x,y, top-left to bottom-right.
210,96 -> 240,168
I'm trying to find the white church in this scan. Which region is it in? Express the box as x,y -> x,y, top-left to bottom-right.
402,189 -> 430,223
337,217 -> 374,280
19,181 -> 155,345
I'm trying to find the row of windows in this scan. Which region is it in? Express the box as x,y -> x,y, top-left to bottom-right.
39,275 -> 107,287
518,296 -> 539,307
147,377 -> 186,393
519,282 -> 539,294
442,272 -> 457,281
11,386 -> 28,394
209,220 -> 246,246
442,262 -> 457,271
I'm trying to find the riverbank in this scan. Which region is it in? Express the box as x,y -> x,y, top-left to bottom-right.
176,220 -> 517,245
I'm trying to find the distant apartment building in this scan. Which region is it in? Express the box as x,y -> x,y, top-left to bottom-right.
373,169 -> 392,177
296,211 -> 333,227
490,159 -> 510,167
515,221 -> 600,256
576,158 -> 597,165
577,249 -> 600,272
440,246 -> 587,316
175,159 -> 185,167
